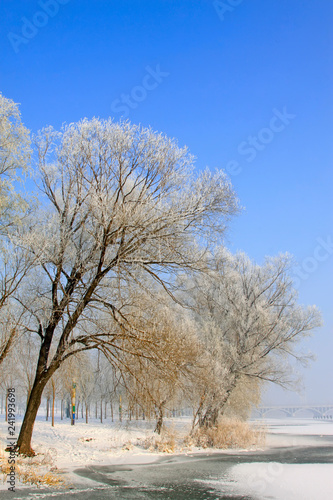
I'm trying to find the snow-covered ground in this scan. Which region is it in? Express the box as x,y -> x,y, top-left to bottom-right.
0,414 -> 182,490
1,415 -> 333,497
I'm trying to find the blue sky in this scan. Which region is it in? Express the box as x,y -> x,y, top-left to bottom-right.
1,0 -> 332,405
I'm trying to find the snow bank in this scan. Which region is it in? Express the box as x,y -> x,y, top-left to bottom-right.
0,415 -> 173,490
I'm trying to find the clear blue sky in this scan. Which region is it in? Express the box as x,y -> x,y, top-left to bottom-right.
1,0 -> 332,405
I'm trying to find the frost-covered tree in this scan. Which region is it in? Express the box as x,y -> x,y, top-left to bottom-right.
0,92 -> 30,231
119,291 -> 199,434
15,118 -> 238,455
221,376 -> 263,420
189,250 -> 322,428
0,94 -> 32,366
9,331 -> 39,405
0,264 -> 32,369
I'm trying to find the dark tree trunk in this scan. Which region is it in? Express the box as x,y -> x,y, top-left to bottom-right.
51,380 -> 55,427
201,407 -> 219,428
16,317 -> 65,455
0,328 -> 16,365
191,392 -> 206,433
26,386 -> 31,408
154,405 -> 164,434
199,387 -> 234,429
46,397 -> 50,421
16,371 -> 53,455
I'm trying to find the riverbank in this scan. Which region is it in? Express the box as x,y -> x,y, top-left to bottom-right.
1,416 -> 333,497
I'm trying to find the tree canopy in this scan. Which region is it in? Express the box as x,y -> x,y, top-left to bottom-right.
0,99 -> 322,455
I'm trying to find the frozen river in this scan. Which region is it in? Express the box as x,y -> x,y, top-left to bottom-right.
72,441 -> 333,499
3,419 -> 333,499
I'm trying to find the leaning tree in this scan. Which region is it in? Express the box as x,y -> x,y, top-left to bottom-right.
15,118 -> 238,455
188,249 -> 322,429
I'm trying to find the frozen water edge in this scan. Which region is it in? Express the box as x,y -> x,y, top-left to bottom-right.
1,415 -> 333,495
198,418 -> 333,500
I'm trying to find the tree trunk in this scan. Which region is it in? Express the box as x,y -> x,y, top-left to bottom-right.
46,397 -> 50,421
201,407 -> 219,428
16,372 -> 51,455
26,392 -> 29,408
0,328 -> 16,366
191,392 -> 206,433
154,405 -> 164,434
51,379 -> 55,427
85,403 -> 89,424
199,387 -> 234,429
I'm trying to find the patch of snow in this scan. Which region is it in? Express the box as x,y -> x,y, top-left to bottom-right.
224,463 -> 333,500
256,417 -> 333,435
